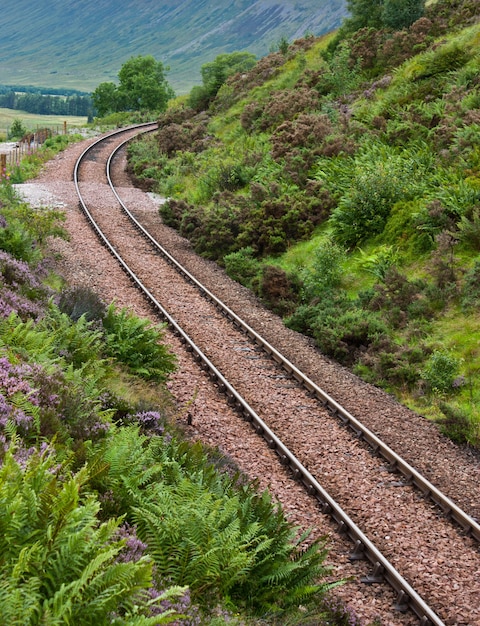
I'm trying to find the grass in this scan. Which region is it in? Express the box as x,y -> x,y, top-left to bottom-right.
0,108 -> 88,138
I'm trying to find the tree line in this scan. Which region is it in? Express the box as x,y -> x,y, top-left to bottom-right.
0,89 -> 93,117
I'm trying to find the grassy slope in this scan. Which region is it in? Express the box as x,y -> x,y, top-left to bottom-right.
127,6 -> 480,445
0,0 -> 347,94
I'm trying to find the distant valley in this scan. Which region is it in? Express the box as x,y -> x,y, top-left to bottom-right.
0,0 -> 347,94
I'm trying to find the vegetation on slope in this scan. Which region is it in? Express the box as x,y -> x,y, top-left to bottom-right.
126,0 -> 480,447
0,161 -> 350,623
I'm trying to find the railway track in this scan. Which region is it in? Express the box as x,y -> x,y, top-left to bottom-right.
73,126 -> 480,626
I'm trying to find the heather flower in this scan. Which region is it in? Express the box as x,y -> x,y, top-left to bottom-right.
324,595 -> 364,626
88,420 -> 110,436
115,524 -> 148,563
13,444 -> 37,468
0,357 -> 37,399
0,251 -> 41,288
0,288 -> 44,320
147,584 -> 201,625
132,410 -> 165,435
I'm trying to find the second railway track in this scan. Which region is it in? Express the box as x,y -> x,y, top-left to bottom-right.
71,127 -> 480,626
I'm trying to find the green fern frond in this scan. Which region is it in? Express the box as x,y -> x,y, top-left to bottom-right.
0,313 -> 56,362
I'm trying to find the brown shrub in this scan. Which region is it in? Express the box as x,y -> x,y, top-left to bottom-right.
259,265 -> 300,316
271,113 -> 333,160
156,115 -> 211,156
258,87 -> 321,131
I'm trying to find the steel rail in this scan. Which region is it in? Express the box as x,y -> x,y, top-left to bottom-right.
107,136 -> 480,546
74,127 -> 448,625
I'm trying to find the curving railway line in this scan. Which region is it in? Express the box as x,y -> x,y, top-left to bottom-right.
72,125 -> 480,626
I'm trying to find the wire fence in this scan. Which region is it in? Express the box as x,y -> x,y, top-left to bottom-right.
0,121 -> 67,172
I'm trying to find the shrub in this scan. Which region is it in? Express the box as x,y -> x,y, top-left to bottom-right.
155,116 -> 210,156
0,218 -> 39,263
0,251 -> 52,320
7,118 -> 27,140
215,162 -> 253,192
438,402 -> 479,446
301,239 -> 345,301
356,340 -> 425,389
237,184 -> 327,256
382,0 -> 425,30
312,307 -> 389,366
271,113 -> 333,161
319,143 -> 426,249
330,166 -> 409,248
457,207 -> 480,250
421,349 -> 461,394
58,285 -> 107,322
224,246 -> 261,289
258,264 -> 301,316
461,258 -> 480,310
366,267 -> 425,327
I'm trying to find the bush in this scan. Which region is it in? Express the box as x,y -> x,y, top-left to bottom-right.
330,162 -> 418,248
356,340 -> 425,389
7,118 -> 27,140
312,307 -> 389,365
258,264 -> 301,316
318,143 -> 427,249
421,349 -> 461,394
438,402 -> 479,446
58,285 -> 107,322
382,0 -> 425,30
457,207 -> 480,250
0,218 -> 39,263
461,258 -> 480,310
301,239 -> 345,301
224,246 -> 261,288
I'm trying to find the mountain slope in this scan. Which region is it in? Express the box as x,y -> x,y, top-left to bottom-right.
0,0 -> 347,93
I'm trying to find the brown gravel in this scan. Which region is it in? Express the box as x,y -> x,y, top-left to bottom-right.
21,132 -> 480,626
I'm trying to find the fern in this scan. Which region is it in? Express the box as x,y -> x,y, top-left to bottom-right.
0,447 -> 182,625
0,313 -> 56,362
102,303 -> 177,382
41,305 -> 106,371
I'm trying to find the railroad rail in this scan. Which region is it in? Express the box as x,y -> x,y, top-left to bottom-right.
73,125 -> 479,626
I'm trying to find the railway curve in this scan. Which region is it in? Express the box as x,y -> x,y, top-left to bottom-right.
29,126 -> 480,625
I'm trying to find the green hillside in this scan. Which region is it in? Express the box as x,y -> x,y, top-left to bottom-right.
0,0 -> 347,93
127,0 -> 480,446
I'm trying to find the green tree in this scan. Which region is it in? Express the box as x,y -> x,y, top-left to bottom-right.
92,56 -> 174,116
8,118 -> 27,140
382,0 -> 425,29
118,55 -> 174,111
91,81 -> 119,117
344,0 -> 384,31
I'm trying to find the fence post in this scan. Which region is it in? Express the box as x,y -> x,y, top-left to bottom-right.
63,121 -> 67,135
0,153 -> 6,178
